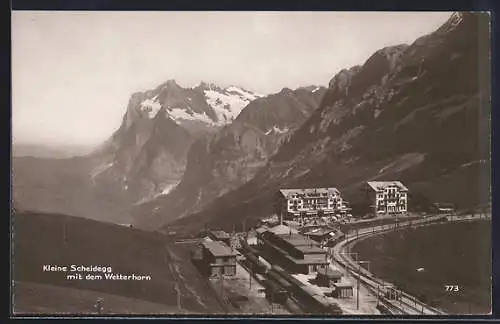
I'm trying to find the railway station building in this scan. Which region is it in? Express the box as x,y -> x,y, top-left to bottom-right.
193,240 -> 237,277
208,230 -> 232,246
259,225 -> 329,274
332,282 -> 354,299
315,268 -> 343,287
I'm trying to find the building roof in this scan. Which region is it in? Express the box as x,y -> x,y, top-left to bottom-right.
295,245 -> 327,254
334,282 -> 354,289
261,214 -> 279,224
302,285 -> 321,296
269,224 -> 299,235
279,187 -> 340,198
255,225 -> 269,234
367,181 -> 408,191
317,268 -> 343,279
261,233 -> 328,265
283,220 -> 301,227
210,230 -> 230,240
247,229 -> 257,238
304,227 -> 335,237
275,232 -> 320,247
201,241 -> 236,257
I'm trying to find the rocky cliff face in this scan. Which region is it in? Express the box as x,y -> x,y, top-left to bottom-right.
12,80 -> 262,222
132,86 -> 327,228
90,80 -> 262,203
164,12 -> 491,234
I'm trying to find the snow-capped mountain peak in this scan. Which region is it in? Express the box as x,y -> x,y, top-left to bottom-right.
139,95 -> 162,118
135,80 -> 262,127
204,85 -> 263,125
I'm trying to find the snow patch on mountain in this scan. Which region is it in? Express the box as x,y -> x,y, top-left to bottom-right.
140,96 -> 162,118
265,125 -> 290,135
205,87 -> 263,125
226,86 -> 262,100
90,162 -> 114,181
133,181 -> 180,205
134,81 -> 263,126
167,107 -> 214,125
159,182 -> 179,196
446,12 -> 464,33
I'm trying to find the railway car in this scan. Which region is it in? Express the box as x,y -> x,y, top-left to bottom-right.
246,245 -> 260,256
295,285 -> 342,314
266,269 -> 293,290
272,264 -> 286,273
244,251 -> 268,274
272,267 -> 304,288
262,279 -> 288,304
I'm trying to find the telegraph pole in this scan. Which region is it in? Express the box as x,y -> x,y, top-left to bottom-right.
356,257 -> 360,310
399,289 -> 403,311
340,251 -> 360,309
220,271 -> 224,301
359,260 -> 371,275
376,283 -> 380,306
271,289 -> 274,313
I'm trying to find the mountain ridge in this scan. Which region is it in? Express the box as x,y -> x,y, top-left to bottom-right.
159,12 -> 491,234
132,85 -> 327,227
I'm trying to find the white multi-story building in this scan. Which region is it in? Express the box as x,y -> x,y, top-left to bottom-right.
366,181 -> 408,215
276,188 -> 349,223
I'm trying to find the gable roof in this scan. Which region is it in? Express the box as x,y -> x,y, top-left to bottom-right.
304,227 -> 335,237
269,224 -> 298,235
367,181 -> 408,191
317,268 -> 343,279
255,225 -> 269,234
209,230 -> 230,240
277,232 -> 321,248
201,241 -> 235,257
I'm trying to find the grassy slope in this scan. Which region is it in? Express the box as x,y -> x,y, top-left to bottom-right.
13,281 -> 180,315
12,157 -> 132,224
352,220 -> 492,314
12,211 -> 224,315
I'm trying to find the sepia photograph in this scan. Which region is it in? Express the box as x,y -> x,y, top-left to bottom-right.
11,10 -> 492,317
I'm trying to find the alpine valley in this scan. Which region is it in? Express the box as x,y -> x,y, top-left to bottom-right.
13,13 -> 490,233
12,80 -> 324,223
134,12 -> 490,234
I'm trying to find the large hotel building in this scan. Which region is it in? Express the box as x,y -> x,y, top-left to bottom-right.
276,188 -> 349,223
365,181 -> 408,215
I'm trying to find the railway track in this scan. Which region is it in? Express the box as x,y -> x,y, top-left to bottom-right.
332,218 -> 451,315
240,245 -> 342,314
237,215 -> 485,315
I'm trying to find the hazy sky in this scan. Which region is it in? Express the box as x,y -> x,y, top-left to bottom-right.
12,11 -> 452,147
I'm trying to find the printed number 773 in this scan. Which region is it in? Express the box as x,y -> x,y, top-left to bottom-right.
445,285 -> 459,292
